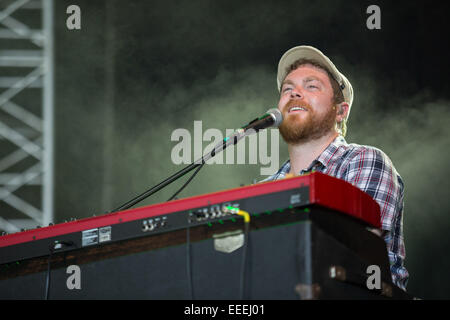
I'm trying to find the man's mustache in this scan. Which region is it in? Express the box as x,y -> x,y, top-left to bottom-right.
282,100 -> 312,113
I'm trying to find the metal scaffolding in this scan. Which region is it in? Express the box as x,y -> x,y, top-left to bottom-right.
0,0 -> 53,233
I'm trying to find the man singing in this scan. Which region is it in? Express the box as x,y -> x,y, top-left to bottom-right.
263,45 -> 409,290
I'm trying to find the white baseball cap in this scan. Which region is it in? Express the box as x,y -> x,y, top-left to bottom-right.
277,45 -> 354,118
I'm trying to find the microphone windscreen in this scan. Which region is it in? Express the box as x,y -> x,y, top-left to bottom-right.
266,108 -> 283,128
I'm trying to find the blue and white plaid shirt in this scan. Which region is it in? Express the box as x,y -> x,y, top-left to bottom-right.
262,135 -> 409,290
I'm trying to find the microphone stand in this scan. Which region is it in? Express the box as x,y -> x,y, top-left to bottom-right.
110,130 -> 246,213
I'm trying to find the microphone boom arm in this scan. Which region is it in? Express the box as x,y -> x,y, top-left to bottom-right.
110,108 -> 281,213
110,130 -> 246,213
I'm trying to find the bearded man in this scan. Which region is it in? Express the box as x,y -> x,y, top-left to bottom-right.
262,45 -> 409,290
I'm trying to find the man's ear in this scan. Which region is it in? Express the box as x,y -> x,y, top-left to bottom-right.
336,102 -> 349,120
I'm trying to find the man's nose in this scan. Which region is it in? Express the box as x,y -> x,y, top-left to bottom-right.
290,87 -> 303,99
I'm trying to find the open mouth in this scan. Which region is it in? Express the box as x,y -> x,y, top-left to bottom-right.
288,106 -> 308,113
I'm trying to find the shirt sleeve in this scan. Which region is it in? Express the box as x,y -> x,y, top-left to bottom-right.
344,147 -> 409,290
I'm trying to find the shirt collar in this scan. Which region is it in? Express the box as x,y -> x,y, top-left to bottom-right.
284,135 -> 348,174
314,135 -> 348,169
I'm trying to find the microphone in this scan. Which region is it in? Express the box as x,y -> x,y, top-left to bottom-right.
239,108 -> 283,133
200,108 -> 283,164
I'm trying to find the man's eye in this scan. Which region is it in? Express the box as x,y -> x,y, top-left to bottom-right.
308,85 -> 318,89
283,87 -> 292,92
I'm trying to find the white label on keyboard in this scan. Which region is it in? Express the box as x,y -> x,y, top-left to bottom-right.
99,226 -> 112,243
290,194 -> 301,205
82,228 -> 98,247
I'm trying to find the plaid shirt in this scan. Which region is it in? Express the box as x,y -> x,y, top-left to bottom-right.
262,135 -> 408,290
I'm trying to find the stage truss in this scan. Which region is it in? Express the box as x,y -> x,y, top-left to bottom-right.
0,0 -> 53,233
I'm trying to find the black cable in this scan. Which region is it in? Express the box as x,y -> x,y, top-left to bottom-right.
239,221 -> 250,300
44,241 -> 75,300
167,163 -> 204,201
166,157 -> 205,299
44,245 -> 54,300
186,226 -> 194,300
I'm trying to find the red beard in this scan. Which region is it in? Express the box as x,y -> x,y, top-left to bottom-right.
279,100 -> 336,144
